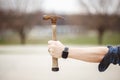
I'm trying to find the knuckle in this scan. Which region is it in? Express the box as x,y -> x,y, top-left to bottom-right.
48,40 -> 53,43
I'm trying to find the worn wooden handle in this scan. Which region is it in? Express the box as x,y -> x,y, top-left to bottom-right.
51,24 -> 59,71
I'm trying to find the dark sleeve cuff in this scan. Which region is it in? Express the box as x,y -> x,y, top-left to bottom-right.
98,46 -> 120,72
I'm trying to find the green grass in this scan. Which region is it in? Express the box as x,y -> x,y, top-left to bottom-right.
59,36 -> 98,45
103,32 -> 120,45
60,32 -> 120,45
0,32 -> 119,45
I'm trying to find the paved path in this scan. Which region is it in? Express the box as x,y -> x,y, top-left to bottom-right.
0,45 -> 120,80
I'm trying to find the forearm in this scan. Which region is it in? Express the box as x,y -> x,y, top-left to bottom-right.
68,47 -> 109,63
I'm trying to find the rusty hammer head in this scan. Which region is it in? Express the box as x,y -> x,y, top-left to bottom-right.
43,15 -> 64,24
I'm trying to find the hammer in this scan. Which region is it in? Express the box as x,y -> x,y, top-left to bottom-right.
43,15 -> 64,71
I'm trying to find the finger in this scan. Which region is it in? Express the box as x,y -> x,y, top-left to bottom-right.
48,48 -> 54,53
48,40 -> 55,45
48,45 -> 55,49
56,41 -> 61,44
48,40 -> 52,44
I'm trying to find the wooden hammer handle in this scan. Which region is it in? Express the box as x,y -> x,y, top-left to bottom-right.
43,15 -> 63,71
51,24 -> 59,71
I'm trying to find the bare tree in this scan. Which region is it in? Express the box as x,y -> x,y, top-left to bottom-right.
79,0 -> 120,44
0,0 -> 43,44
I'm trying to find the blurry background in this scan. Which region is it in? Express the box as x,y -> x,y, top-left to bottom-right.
0,0 -> 120,80
0,0 -> 119,45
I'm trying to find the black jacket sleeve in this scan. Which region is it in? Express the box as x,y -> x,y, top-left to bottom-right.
98,46 -> 120,72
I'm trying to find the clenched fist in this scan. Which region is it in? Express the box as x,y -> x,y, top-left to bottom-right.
48,40 -> 65,58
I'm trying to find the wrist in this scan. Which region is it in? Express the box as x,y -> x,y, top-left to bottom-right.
67,48 -> 76,58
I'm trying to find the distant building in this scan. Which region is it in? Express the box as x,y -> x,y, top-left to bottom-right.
28,25 -> 85,38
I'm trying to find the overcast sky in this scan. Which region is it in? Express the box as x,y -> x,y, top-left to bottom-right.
41,0 -> 81,14
0,0 -> 119,14
39,0 -> 120,14
0,0 -> 83,14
